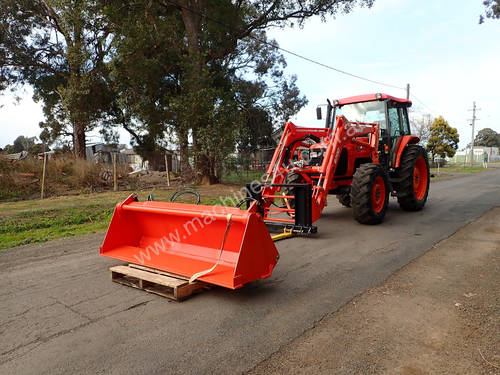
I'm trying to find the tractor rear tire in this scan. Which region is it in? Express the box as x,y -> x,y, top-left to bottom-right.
351,163 -> 389,225
337,193 -> 351,207
395,145 -> 430,211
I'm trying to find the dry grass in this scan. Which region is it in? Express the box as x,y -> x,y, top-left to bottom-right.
0,154 -> 131,201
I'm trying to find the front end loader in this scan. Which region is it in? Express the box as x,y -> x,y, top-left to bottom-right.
101,93 -> 430,289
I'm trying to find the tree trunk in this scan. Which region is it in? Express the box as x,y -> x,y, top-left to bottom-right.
177,127 -> 191,172
196,154 -> 218,184
73,122 -> 86,159
179,0 -> 216,184
69,16 -> 86,159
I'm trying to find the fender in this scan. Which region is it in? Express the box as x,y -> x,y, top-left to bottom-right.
394,135 -> 420,168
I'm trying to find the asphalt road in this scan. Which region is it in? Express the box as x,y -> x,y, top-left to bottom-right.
1,169 -> 499,375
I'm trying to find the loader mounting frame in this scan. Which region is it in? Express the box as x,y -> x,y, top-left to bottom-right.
246,183 -> 317,234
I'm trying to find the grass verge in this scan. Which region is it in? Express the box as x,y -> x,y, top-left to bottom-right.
430,165 -> 489,181
0,185 -> 240,250
221,170 -> 266,185
431,166 -> 487,174
0,206 -> 114,249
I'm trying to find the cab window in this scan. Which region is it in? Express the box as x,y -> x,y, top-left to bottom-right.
388,107 -> 401,138
399,107 -> 410,135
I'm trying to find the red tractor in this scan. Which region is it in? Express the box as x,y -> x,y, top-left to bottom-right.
100,93 -> 430,290
248,93 -> 430,232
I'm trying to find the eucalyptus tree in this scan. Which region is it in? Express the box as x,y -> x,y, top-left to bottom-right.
157,0 -> 373,183
0,0 -> 114,157
105,0 -> 371,183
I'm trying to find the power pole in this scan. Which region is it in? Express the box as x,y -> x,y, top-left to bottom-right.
406,83 -> 410,100
468,102 -> 480,166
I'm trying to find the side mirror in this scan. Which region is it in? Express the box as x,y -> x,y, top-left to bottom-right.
316,107 -> 322,120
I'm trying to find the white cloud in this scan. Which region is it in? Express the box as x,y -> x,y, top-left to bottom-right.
0,89 -> 44,147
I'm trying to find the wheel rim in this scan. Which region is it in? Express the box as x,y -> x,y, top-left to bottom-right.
413,157 -> 428,200
371,176 -> 386,213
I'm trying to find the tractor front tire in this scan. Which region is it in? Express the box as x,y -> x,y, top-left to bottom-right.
395,145 -> 430,211
337,193 -> 351,207
351,163 -> 389,225
283,172 -> 303,211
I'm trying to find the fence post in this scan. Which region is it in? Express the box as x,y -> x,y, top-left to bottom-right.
165,153 -> 171,187
40,153 -> 48,199
113,152 -> 118,191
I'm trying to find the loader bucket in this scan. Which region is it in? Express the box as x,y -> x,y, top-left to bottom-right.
100,194 -> 279,289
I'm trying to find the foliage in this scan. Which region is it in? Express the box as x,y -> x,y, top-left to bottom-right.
426,116 -> 459,161
480,0 -> 500,23
2,135 -> 46,154
102,1 -> 183,168
474,128 -> 500,147
2,0 -> 373,182
1,144 -> 15,154
0,0 -> 114,158
104,0 -> 370,183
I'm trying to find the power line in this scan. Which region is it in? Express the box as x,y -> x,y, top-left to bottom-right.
165,0 -> 406,91
259,42 -> 406,90
410,93 -> 436,115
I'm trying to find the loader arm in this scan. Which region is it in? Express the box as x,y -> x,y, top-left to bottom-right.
258,116 -> 379,229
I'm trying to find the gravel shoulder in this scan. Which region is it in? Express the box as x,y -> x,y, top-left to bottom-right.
249,207 -> 500,375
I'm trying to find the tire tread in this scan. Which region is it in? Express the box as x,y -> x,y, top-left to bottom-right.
351,163 -> 389,225
395,145 -> 430,211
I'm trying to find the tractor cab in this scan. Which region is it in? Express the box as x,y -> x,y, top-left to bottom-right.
319,94 -> 416,169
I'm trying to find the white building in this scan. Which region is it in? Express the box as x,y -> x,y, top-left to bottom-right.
452,146 -> 499,163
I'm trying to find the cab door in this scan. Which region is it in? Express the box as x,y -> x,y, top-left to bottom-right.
387,103 -> 411,167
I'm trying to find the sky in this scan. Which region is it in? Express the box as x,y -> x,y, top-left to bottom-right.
1,0 -> 499,149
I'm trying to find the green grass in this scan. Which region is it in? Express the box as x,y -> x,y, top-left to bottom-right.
0,205 -> 114,249
0,189 -> 24,201
0,186 -> 241,250
429,164 -> 489,182
221,170 -> 266,185
431,165 -> 486,174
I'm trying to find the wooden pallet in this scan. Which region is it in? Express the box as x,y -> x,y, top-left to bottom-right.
110,264 -> 209,301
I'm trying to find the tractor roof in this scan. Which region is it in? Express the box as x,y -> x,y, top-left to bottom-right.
336,93 -> 412,106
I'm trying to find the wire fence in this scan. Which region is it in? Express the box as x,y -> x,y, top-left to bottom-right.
220,149 -> 275,184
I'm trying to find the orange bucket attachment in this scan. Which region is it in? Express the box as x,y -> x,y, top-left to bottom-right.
100,194 -> 279,289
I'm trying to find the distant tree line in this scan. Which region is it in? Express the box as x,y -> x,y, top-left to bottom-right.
2,136 -> 46,155
474,128 -> 500,147
0,0 -> 374,183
